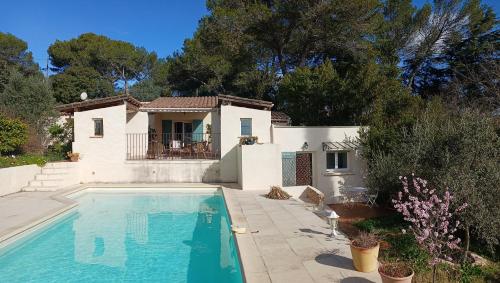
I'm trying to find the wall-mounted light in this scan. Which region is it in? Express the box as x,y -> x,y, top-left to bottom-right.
302,142 -> 309,150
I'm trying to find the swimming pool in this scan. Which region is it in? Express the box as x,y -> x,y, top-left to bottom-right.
0,189 -> 243,283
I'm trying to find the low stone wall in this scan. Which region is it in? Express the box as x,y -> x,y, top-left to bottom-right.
77,160 -> 222,183
0,165 -> 41,196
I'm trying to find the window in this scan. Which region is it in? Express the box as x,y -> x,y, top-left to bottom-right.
93,119 -> 103,137
326,151 -> 348,171
240,118 -> 252,136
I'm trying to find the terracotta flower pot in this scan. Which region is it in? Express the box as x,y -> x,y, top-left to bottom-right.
69,155 -> 79,162
378,266 -> 414,283
350,241 -> 380,272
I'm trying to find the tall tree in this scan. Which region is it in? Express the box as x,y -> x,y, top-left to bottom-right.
278,60 -> 401,126
0,32 -> 39,92
444,0 -> 499,110
165,0 -> 386,104
400,0 -> 498,99
0,70 -> 55,130
48,33 -> 157,102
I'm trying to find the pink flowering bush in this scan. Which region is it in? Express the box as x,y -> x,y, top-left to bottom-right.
392,174 -> 467,281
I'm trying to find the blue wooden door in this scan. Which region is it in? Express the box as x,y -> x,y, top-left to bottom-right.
282,152 -> 296,186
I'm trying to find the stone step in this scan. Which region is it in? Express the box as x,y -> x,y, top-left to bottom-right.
43,162 -> 76,169
29,179 -> 65,187
41,167 -> 71,174
35,173 -> 66,181
23,185 -> 59,192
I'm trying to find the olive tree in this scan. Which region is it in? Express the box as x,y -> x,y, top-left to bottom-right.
363,103 -> 500,256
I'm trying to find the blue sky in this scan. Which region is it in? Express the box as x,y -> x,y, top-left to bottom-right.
1,0 -> 498,68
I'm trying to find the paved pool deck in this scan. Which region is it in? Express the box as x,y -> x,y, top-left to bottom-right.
223,188 -> 381,283
0,184 -> 381,283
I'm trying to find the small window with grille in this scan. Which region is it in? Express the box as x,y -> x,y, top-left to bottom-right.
93,118 -> 103,137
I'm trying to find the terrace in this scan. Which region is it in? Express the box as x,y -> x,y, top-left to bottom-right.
126,132 -> 220,160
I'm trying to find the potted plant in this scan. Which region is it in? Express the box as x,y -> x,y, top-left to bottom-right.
67,151 -> 80,162
239,136 -> 258,145
378,262 -> 414,283
350,232 -> 379,272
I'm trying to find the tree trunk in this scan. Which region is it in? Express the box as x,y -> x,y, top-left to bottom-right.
463,225 -> 470,263
276,49 -> 287,75
122,67 -> 128,95
432,265 -> 437,283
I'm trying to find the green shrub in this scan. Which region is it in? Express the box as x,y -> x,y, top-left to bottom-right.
382,233 -> 430,272
0,114 -> 28,155
47,119 -> 73,159
458,262 -> 483,283
353,214 -> 406,233
362,102 -> 500,255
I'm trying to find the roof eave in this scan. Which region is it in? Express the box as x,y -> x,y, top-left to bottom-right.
140,107 -> 216,113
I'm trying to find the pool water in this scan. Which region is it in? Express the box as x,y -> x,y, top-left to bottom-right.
0,191 -> 243,283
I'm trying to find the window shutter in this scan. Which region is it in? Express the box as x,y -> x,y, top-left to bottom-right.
162,120 -> 172,146
192,119 -> 203,142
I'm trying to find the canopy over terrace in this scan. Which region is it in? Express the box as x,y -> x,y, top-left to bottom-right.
322,140 -> 361,151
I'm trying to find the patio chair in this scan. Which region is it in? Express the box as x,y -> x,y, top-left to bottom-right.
180,143 -> 194,159
194,141 -> 208,159
366,190 -> 378,207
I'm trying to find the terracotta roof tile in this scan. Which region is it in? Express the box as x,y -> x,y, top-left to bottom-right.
56,95 -> 141,113
271,111 -> 292,125
144,96 -> 218,109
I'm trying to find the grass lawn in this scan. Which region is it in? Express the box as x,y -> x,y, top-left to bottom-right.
330,203 -> 500,283
0,153 -> 65,168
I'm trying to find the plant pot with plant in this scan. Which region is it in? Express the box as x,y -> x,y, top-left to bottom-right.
378,262 -> 414,283
239,136 -> 258,145
350,232 -> 380,272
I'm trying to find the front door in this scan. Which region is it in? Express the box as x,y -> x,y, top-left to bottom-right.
296,153 -> 313,186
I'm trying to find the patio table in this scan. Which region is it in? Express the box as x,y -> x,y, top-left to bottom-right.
341,186 -> 368,203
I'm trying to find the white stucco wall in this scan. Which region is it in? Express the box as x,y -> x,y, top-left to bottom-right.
237,144 -> 281,190
272,126 -> 366,203
219,105 -> 271,182
0,165 -> 41,196
73,104 -> 127,182
126,111 -> 148,134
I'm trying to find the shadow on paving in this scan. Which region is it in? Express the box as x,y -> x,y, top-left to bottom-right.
315,253 -> 355,271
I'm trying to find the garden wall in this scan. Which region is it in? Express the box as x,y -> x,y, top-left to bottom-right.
237,143 -> 281,190
0,165 -> 41,196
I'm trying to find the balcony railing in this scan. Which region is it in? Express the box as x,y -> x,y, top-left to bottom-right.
126,133 -> 220,160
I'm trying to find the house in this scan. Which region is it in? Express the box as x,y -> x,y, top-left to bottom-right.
57,94 -> 366,203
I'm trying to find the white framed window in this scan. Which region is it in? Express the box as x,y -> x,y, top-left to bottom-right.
326,151 -> 348,171
240,118 -> 252,136
93,118 -> 103,137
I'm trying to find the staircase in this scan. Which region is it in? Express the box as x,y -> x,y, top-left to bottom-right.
23,162 -> 78,192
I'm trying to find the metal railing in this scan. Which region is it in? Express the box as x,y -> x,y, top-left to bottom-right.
126,133 -> 220,160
